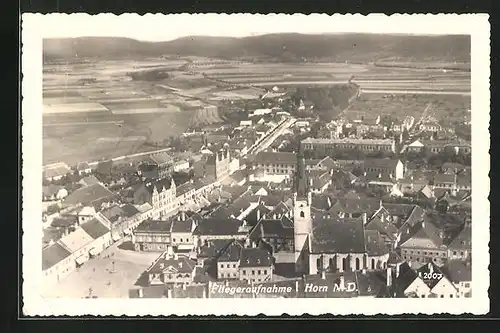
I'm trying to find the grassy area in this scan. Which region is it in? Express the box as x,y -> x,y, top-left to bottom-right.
347,93 -> 471,125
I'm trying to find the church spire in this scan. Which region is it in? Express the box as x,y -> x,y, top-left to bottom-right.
295,149 -> 309,198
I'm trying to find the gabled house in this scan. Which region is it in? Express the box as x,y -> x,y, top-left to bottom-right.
392,262 -> 430,298
362,159 -> 404,180
397,219 -> 447,268
76,162 -> 92,176
441,260 -> 472,297
146,253 -> 197,286
416,262 -> 458,298
42,185 -> 68,201
447,222 -> 471,260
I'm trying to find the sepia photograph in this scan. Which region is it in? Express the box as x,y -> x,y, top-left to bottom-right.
21,13 -> 490,316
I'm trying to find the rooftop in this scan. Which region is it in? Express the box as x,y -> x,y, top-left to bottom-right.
42,242 -> 72,270
441,260 -> 472,283
63,183 -> 116,207
362,159 -> 400,169
193,218 -> 243,236
43,162 -> 71,179
147,256 -> 197,275
302,138 -> 394,145
218,240 -> 244,262
135,219 -> 173,234
239,248 -> 273,267
58,227 -> 94,253
80,218 -> 110,239
254,151 -> 297,165
311,217 -> 366,254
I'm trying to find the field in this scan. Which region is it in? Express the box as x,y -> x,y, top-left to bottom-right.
189,106 -> 224,128
346,93 -> 471,126
43,56 -> 470,166
195,61 -> 470,94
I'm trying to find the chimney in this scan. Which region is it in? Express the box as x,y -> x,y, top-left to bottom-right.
257,209 -> 261,221
396,264 -> 401,278
181,211 -> 186,221
309,178 -> 313,187
428,262 -> 433,274
386,267 -> 392,287
138,288 -> 143,298
167,289 -> 173,298
339,276 -> 345,290
362,213 -> 367,225
321,270 -> 326,280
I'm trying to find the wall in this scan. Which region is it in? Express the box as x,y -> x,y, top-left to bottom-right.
308,252 -> 389,275
400,247 -> 448,266
430,277 -> 459,298
217,260 -> 240,279
239,265 -> 272,283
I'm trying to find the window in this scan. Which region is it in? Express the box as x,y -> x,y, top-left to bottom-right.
424,251 -> 427,255
243,270 -> 246,275
355,258 -> 360,271
440,295 -> 444,298
252,270 -> 255,275
300,211 -> 305,218
453,251 -> 457,255
421,295 -> 426,298
460,252 -> 464,256
264,270 -> 267,275
173,238 -> 176,243
465,283 -> 470,288
258,270 -> 261,275
233,264 -> 236,268
450,294 -> 454,298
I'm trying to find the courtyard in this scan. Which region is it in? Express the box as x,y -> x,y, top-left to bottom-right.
41,239 -> 162,298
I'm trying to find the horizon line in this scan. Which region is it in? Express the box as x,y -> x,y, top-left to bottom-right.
43,32 -> 471,43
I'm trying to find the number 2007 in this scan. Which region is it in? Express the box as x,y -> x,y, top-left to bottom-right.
423,272 -> 442,280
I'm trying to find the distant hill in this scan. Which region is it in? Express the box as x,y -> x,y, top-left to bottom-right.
43,33 -> 471,63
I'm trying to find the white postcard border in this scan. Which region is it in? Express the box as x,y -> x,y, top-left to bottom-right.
21,13 -> 490,316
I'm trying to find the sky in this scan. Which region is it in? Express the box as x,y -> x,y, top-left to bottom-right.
23,13 -> 481,42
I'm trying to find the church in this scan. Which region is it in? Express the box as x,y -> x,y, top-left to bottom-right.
292,151 -> 390,276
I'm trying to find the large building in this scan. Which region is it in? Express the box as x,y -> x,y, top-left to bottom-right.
204,148 -> 231,181
252,151 -> 297,183
291,152 -> 390,275
133,177 -> 177,218
361,159 -> 405,180
132,212 -> 200,252
301,138 -> 396,157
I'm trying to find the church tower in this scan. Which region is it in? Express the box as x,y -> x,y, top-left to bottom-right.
293,149 -> 312,274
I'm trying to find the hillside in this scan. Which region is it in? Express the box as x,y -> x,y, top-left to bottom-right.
43,33 -> 471,63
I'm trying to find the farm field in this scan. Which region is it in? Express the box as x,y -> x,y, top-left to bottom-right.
43,111 -> 193,165
346,93 -> 471,126
43,57 -> 470,165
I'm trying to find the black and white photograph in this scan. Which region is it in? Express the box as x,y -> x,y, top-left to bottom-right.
21,14 -> 490,316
